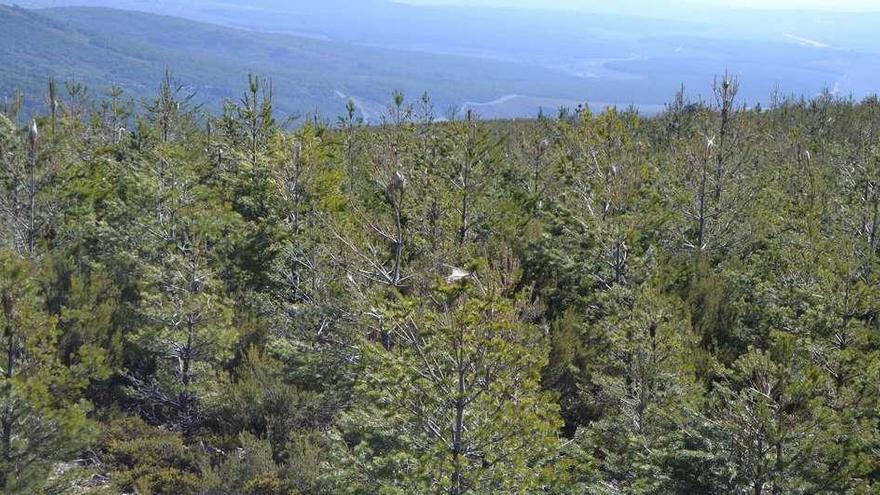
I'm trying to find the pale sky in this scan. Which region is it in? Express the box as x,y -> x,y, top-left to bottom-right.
692,0 -> 877,9
399,0 -> 880,12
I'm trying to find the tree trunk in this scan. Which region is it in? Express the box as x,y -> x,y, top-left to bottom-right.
1,294 -> 15,485
697,156 -> 708,251
451,327 -> 466,495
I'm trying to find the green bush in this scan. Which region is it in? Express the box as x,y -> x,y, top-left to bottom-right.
100,417 -> 203,494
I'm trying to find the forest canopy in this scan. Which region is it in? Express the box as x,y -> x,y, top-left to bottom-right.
1,74 -> 879,494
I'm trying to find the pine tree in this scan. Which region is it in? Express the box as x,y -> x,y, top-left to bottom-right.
342,272 -> 562,494
0,251 -> 99,493
708,333 -> 827,494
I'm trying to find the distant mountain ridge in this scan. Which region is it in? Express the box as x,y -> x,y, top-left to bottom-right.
0,4 -> 593,121
3,1 -> 879,121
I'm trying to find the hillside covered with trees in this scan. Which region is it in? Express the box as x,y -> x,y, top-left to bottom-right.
1,74 -> 880,494
0,4 -> 602,122
7,1 -> 880,121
